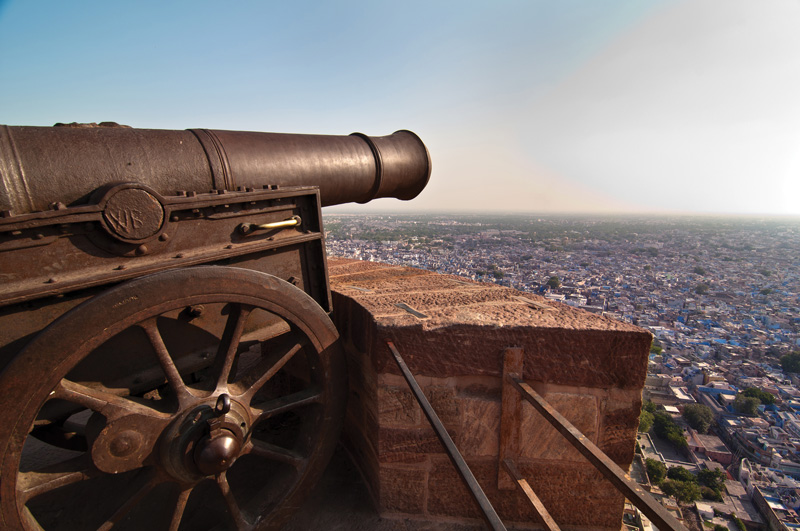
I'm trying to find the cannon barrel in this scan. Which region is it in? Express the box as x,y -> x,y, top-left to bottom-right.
0,124 -> 431,215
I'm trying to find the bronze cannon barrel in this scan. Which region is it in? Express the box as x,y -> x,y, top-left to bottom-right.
0,124 -> 431,215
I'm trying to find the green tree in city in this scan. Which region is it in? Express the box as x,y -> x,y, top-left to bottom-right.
697,468 -> 726,491
695,283 -> 710,295
645,458 -> 667,484
662,465 -> 725,503
661,479 -> 701,504
650,339 -> 663,354
666,430 -> 688,452
653,412 -> 688,452
639,409 -> 654,433
682,403 -> 715,434
667,466 -> 695,483
652,412 -> 673,437
659,479 -> 680,500
743,387 -> 775,405
733,394 -> 760,416
781,352 -> 800,373
547,276 -> 560,289
702,487 -> 723,502
643,400 -> 657,413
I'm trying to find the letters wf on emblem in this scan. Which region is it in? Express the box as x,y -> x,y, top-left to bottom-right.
106,207 -> 145,236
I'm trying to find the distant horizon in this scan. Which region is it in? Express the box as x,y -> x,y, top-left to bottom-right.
322,206 -> 800,221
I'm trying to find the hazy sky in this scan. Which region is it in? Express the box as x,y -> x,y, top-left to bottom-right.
1,1 -> 799,216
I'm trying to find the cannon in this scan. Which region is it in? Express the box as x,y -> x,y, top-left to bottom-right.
0,123 -> 431,530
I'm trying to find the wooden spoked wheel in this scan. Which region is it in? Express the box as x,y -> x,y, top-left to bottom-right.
0,267 -> 346,530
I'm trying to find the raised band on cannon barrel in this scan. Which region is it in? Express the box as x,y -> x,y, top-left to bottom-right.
0,123 -> 430,531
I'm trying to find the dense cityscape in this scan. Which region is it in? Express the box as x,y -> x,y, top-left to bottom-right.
326,213 -> 800,531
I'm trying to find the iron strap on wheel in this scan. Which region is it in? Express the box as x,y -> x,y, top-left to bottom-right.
386,341 -> 507,531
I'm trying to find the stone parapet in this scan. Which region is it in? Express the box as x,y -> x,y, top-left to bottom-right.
328,257 -> 651,530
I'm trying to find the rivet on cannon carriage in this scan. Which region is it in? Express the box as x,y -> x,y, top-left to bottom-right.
0,123 -> 431,530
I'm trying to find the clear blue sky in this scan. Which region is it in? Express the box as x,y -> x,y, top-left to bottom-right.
2,1 -> 799,216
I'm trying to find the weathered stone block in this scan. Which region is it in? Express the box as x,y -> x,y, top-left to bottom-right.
378,385 -> 421,427
426,386 -> 461,429
425,456 -> 624,529
459,395 -> 501,458
597,388 -> 642,464
519,391 -> 598,462
461,381 -> 502,401
427,456 -> 524,522
516,460 -> 624,529
379,465 -> 428,514
378,427 -> 445,464
598,407 -> 641,465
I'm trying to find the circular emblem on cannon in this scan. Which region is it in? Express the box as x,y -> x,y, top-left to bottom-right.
101,185 -> 165,242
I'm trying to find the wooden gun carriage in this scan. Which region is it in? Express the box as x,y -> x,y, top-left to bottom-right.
0,123 -> 430,530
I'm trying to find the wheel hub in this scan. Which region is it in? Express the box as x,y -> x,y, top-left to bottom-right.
90,413 -> 167,474
159,393 -> 251,482
194,429 -> 242,475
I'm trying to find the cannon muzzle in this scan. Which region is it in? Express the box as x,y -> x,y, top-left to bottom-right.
0,123 -> 431,215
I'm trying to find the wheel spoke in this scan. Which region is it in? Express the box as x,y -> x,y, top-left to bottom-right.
217,471 -> 252,529
139,318 -> 194,407
96,471 -> 157,531
168,486 -> 193,531
251,387 -> 321,426
213,304 -> 253,391
242,439 -> 303,469
18,454 -> 99,503
241,339 -> 305,403
52,379 -> 168,421
30,420 -> 87,452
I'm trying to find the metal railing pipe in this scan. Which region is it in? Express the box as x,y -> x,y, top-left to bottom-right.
386,341 -> 507,531
509,377 -> 687,531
